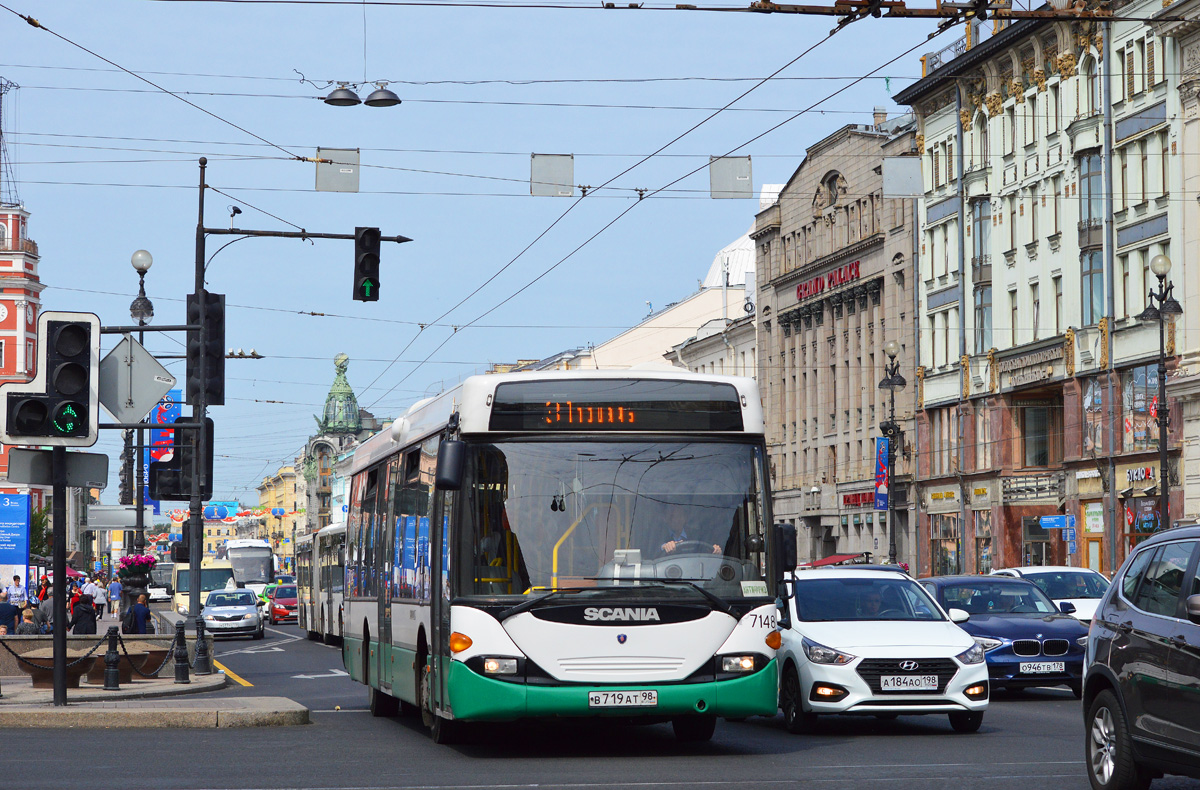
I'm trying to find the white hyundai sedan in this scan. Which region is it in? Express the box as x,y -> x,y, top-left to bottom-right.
777,568 -> 989,734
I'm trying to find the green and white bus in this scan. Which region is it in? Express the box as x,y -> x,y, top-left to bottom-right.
341,370 -> 791,743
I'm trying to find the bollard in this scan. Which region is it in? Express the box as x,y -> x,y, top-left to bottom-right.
103,626 -> 121,690
194,618 -> 213,675
173,620 -> 191,684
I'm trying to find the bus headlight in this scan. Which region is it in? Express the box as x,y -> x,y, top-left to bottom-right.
721,655 -> 757,673
482,657 -> 518,675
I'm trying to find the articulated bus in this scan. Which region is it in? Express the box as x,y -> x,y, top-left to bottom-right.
342,370 -> 791,743
297,523 -> 346,644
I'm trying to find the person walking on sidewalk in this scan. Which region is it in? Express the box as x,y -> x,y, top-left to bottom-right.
128,593 -> 152,634
91,580 -> 108,620
67,594 -> 98,635
6,574 -> 27,608
36,586 -> 54,633
107,578 -> 123,620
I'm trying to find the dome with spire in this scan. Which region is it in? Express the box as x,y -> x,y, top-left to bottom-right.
316,353 -> 362,434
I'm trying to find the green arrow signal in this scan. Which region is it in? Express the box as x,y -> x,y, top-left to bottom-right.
362,280 -> 374,297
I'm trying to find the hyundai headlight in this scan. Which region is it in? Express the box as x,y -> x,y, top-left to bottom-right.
974,636 -> 1004,651
801,636 -> 856,665
956,643 -> 986,664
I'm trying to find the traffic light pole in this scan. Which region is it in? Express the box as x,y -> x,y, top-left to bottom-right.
189,159 -> 208,649
51,445 -> 67,706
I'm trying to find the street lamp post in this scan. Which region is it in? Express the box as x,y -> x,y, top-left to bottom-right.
1135,254 -> 1182,535
878,340 -> 907,567
122,250 -> 155,610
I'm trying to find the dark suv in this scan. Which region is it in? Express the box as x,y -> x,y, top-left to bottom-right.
1082,525 -> 1200,790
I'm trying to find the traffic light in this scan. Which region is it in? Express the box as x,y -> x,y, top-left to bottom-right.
0,311 -> 100,446
353,226 -> 381,302
118,463 -> 132,506
170,541 -> 190,563
148,417 -> 214,501
186,291 -> 226,407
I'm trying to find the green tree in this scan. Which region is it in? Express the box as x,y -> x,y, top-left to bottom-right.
29,507 -> 50,557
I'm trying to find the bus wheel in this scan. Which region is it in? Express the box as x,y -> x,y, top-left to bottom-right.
672,715 -> 717,743
369,686 -> 399,717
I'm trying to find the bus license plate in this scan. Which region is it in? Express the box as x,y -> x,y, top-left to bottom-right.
1019,661 -> 1065,674
880,675 -> 939,691
588,690 -> 657,708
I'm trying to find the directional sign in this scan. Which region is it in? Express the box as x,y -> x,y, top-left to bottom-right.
1040,515 -> 1067,529
1067,515 -> 1077,529
1068,540 -> 1078,555
98,335 -> 176,423
1064,527 -> 1076,542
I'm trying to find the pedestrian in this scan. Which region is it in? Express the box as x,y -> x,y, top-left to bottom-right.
67,594 -> 98,635
0,591 -> 18,632
69,583 -> 82,617
5,574 -> 27,608
36,586 -> 54,633
35,576 -> 49,602
92,579 -> 108,620
15,608 -> 39,635
107,577 -> 123,620
128,593 -> 153,634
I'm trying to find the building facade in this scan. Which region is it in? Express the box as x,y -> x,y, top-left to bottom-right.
753,117 -> 919,567
896,5 -> 1184,577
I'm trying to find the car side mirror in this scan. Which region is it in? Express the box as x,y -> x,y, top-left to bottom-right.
435,440 -> 465,491
948,608 -> 970,624
1059,601 -> 1077,615
1187,594 -> 1200,626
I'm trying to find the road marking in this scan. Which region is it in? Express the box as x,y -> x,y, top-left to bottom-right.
213,660 -> 253,687
312,708 -> 370,713
292,668 -> 349,680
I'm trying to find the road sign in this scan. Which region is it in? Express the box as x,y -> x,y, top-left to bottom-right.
1067,515 -> 1076,529
1068,540 -> 1078,555
99,335 -> 176,423
1040,515 -> 1067,529
7,449 -> 109,489
1064,527 -> 1076,542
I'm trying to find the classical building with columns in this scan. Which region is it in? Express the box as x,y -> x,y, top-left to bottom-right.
896,4 -> 1186,578
1156,2 -> 1200,531
753,114 -> 919,568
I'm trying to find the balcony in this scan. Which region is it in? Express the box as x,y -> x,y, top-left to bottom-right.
1078,217 -> 1103,250
971,255 -> 991,284
1002,473 -> 1064,503
0,237 -> 37,256
923,36 -> 967,75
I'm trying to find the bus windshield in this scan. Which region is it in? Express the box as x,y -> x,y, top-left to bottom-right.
458,440 -> 769,600
228,547 -> 273,585
175,567 -> 235,592
150,566 -> 174,587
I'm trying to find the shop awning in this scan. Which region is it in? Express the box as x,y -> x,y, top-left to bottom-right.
799,552 -> 868,568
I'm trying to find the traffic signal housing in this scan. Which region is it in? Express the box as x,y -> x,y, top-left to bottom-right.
353,226 -> 381,301
148,416 -> 214,501
186,291 -> 225,407
0,311 -> 101,446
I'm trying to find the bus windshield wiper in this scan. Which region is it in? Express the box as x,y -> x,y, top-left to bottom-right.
647,579 -> 735,616
498,588 -> 588,620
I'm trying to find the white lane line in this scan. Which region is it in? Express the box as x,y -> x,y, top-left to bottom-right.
186,777 -> 1085,790
311,708 -> 371,713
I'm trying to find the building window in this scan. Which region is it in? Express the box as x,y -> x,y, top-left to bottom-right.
1140,140 -> 1149,204
974,286 -> 992,354
1119,147 -> 1128,211
1080,153 -> 1103,225
1082,250 -> 1104,325
1122,364 -> 1161,451
975,406 -> 991,470
1053,276 -> 1062,334
1049,85 -> 1060,133
1029,186 -> 1038,243
1120,255 -> 1131,318
1083,377 -> 1104,454
972,199 -> 990,261
1031,283 -> 1040,342
1010,290 -> 1018,345
1160,131 -> 1169,196
1007,197 -> 1017,251
1018,403 -> 1059,468
974,511 -> 993,574
1052,176 -> 1061,234
931,514 -> 960,576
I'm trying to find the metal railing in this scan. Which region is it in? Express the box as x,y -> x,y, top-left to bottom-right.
0,237 -> 38,255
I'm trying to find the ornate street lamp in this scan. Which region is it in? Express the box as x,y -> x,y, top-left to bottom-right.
1135,254 -> 1182,534
878,340 -> 907,566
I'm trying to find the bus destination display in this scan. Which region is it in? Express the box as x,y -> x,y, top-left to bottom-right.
489,379 -> 744,431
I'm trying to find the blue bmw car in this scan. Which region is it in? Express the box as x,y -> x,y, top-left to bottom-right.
920,575 -> 1088,697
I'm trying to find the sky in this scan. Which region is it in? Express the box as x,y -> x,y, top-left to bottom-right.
0,0 -> 944,508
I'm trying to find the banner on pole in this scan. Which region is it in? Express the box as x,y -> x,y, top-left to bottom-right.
144,388 -> 182,516
874,438 -> 889,511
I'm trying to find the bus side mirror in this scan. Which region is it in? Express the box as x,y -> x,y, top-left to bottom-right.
166,585 -> 174,596
772,522 -> 797,581
435,440 -> 465,491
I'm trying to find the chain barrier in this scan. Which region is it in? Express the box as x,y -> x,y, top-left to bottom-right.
115,632 -> 177,679
0,633 -> 108,669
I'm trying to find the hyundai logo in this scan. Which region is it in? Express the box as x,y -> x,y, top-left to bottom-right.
899,660 -> 920,671
617,634 -> 627,644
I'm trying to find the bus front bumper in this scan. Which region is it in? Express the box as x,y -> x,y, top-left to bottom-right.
447,658 -> 778,722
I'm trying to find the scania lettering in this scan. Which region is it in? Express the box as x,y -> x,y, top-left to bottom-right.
341,371 -> 787,744
583,607 -> 662,622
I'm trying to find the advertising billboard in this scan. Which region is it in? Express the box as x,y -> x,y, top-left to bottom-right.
144,388 -> 182,515
874,438 -> 889,511
0,494 -> 32,589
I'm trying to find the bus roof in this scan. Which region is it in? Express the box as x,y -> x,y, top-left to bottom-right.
224,539 -> 271,550
350,369 -> 763,477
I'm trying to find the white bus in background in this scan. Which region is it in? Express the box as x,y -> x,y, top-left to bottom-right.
297,523 -> 346,644
224,538 -> 276,597
342,370 -> 793,744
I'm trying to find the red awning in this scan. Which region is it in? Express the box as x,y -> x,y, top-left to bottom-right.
798,552 -> 868,568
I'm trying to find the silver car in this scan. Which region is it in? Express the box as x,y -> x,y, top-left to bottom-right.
202,589 -> 265,639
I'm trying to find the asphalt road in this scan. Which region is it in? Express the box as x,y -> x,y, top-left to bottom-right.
6,622 -> 1199,790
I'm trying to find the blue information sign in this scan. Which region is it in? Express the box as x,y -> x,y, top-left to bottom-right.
0,494 -> 31,587
1068,540 -> 1077,555
1040,515 -> 1067,529
1068,515 -> 1076,529
1064,527 -> 1076,542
